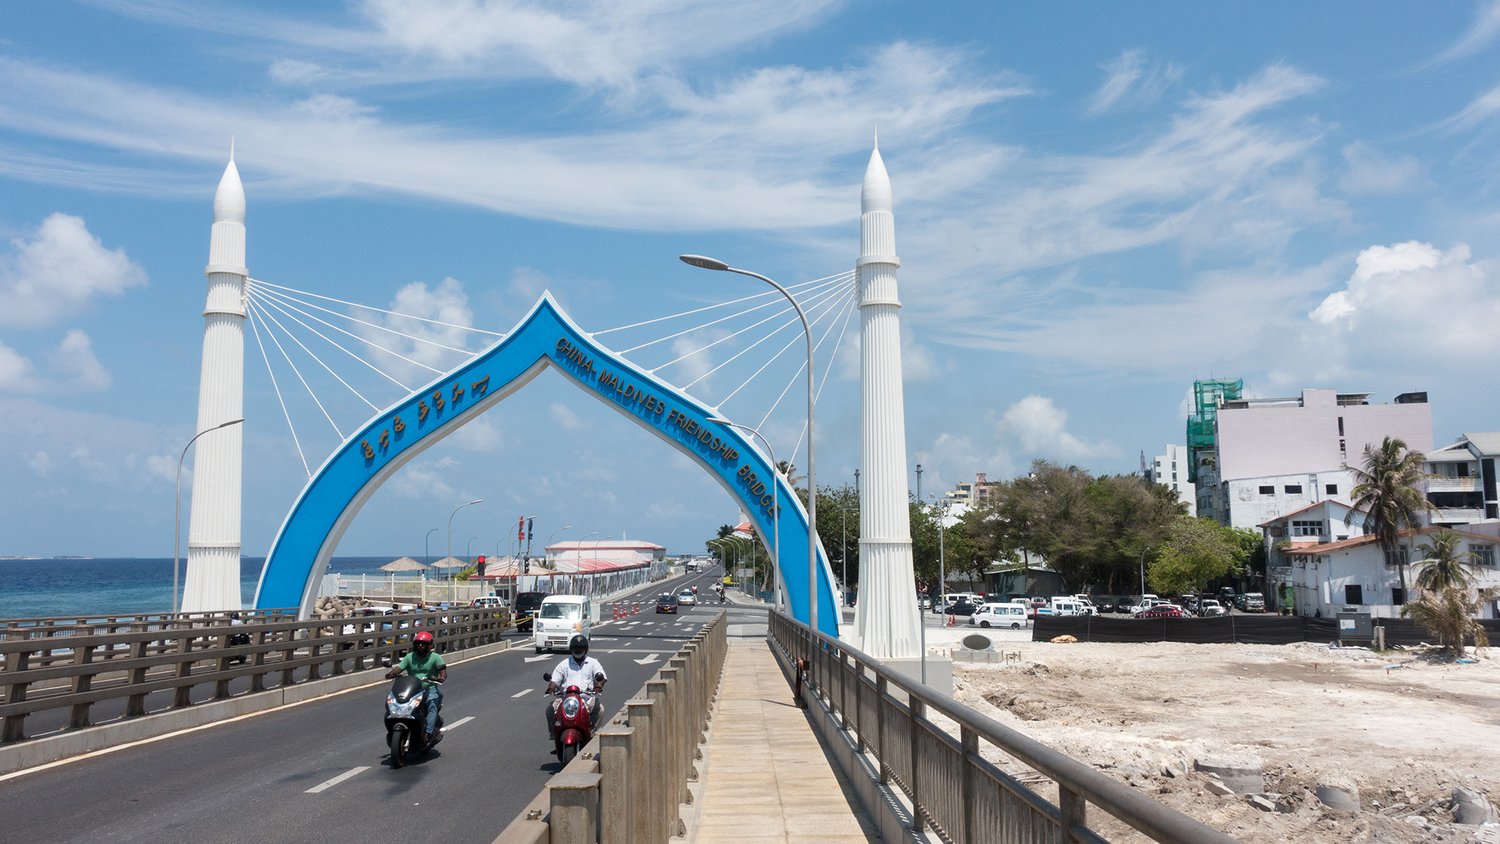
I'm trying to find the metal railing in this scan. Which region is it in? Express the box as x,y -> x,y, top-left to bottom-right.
0,607 -> 510,743
1,609 -> 298,672
494,611 -> 728,844
768,610 -> 1237,844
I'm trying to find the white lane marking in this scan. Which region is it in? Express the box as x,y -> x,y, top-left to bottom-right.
305,766 -> 369,794
633,653 -> 661,665
524,655 -> 551,663
512,688 -> 533,698
445,716 -> 475,730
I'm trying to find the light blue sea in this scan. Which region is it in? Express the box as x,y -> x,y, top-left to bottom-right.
0,557 -> 398,620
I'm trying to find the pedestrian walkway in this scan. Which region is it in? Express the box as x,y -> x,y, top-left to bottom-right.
688,637 -> 876,843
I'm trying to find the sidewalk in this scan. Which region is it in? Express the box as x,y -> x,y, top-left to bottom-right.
688,637 -> 876,843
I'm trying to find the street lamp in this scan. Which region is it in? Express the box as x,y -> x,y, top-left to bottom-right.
916,463 -> 923,502
681,254 -> 820,633
546,525 -> 574,569
712,418 -> 782,608
1140,545 -> 1152,600
174,417 -> 244,614
466,536 -> 478,562
425,528 -> 439,565
929,494 -> 948,612
447,499 -> 483,566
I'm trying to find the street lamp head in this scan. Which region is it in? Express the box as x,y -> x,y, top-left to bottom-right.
679,254 -> 729,272
466,498 -> 483,506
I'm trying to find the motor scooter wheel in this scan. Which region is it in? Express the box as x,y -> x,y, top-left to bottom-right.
559,742 -> 578,765
389,726 -> 407,768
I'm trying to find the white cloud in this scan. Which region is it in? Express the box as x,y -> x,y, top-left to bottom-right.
48,330 -> 110,390
1338,141 -> 1423,195
900,326 -> 940,382
1432,0 -> 1500,64
1440,80 -> 1500,132
549,402 -> 587,432
145,453 -> 177,484
451,414 -> 502,451
1087,49 -> 1183,115
995,395 -> 1110,462
25,450 -> 51,477
356,277 -> 478,386
0,213 -> 146,328
0,341 -> 38,391
386,455 -> 459,499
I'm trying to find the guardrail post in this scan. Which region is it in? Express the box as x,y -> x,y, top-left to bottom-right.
909,697 -> 924,834
961,725 -> 977,844
126,637 -> 149,717
625,697 -> 656,843
3,648 -> 30,741
647,673 -> 681,836
598,725 -> 634,844
172,634 -> 194,708
875,674 -> 887,783
548,770 -> 602,843
1060,785 -> 1086,843
68,644 -> 95,729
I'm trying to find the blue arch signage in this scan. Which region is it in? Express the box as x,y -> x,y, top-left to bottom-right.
253,293 -> 839,636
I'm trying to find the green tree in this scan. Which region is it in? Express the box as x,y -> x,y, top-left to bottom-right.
1147,516 -> 1243,595
1402,587 -> 1490,656
814,483 -> 860,588
1346,437 -> 1433,597
1414,530 -> 1479,593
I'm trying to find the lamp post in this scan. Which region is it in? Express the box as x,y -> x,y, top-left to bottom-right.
1140,545 -> 1152,601
916,463 -> 923,502
425,528 -> 439,565
712,418 -> 782,608
546,525 -> 574,569
466,536 -> 478,562
930,494 -> 948,613
681,254 -> 819,633
447,499 -> 483,566
174,417 -> 243,614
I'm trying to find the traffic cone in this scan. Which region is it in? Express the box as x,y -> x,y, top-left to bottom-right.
946,613 -> 954,627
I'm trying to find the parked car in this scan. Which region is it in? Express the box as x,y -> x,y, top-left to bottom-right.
1183,594 -> 1201,613
1135,604 -> 1186,619
1092,596 -> 1116,614
513,591 -> 547,633
1049,598 -> 1087,617
1196,598 -> 1228,617
1219,587 -> 1237,606
677,589 -> 697,607
1241,592 -> 1266,613
945,600 -> 979,617
971,604 -> 1030,629
470,596 -> 503,609
655,593 -> 680,614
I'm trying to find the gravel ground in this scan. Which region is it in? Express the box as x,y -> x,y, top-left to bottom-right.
921,623 -> 1500,843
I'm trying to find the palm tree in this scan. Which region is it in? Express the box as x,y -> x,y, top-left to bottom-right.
1402,587 -> 1490,656
1345,436 -> 1433,598
1414,529 -> 1478,593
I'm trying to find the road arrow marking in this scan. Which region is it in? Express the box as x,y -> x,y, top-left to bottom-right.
306,766 -> 369,794
633,653 -> 661,665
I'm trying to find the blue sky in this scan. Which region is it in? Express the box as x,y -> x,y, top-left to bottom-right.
3,1 -> 1500,559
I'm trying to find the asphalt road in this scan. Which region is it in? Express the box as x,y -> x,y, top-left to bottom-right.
0,568 -> 738,844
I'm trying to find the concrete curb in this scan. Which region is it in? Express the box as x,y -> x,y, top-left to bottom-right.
0,638 -> 514,777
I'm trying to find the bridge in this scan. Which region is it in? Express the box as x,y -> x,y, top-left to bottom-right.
0,564 -> 1235,843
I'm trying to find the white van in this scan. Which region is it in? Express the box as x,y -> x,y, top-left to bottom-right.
535,595 -> 592,653
970,604 -> 1030,629
1049,598 -> 1086,617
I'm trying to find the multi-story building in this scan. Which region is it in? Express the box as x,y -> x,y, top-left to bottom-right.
1192,387 -> 1433,531
1150,444 -> 1196,516
1424,433 -> 1500,526
943,472 -> 999,511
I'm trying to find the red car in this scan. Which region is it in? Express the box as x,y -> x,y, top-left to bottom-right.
1134,604 -> 1186,619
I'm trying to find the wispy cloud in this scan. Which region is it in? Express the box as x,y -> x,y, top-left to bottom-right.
1431,0 -> 1500,64
1087,49 -> 1183,115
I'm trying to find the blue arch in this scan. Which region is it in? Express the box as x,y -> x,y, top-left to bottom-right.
253,293 -> 839,636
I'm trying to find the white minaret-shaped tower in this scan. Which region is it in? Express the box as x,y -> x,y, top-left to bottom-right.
852,139 -> 922,660
182,153 -> 248,612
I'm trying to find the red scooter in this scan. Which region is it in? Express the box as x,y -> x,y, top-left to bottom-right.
544,671 -> 599,765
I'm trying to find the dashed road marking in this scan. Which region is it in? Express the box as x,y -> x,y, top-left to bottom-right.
445,716 -> 475,730
512,688 -> 533,698
306,766 -> 369,794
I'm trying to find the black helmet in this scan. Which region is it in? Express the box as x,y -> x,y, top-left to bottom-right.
568,634 -> 589,660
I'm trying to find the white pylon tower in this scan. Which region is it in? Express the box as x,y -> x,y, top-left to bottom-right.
182,152 -> 247,612
851,137 -> 922,659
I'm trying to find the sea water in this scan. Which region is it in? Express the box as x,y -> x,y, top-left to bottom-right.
0,557 -> 399,620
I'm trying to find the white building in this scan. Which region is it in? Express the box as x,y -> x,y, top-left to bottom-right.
1195,389 -> 1433,531
1425,433 -> 1500,527
1284,526 -> 1500,619
1151,444 -> 1196,516
1259,499 -> 1367,610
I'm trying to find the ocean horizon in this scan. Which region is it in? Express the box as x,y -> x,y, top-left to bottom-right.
0,556 -> 430,620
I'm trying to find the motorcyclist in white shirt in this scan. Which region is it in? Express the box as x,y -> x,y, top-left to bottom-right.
545,634 -> 608,733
